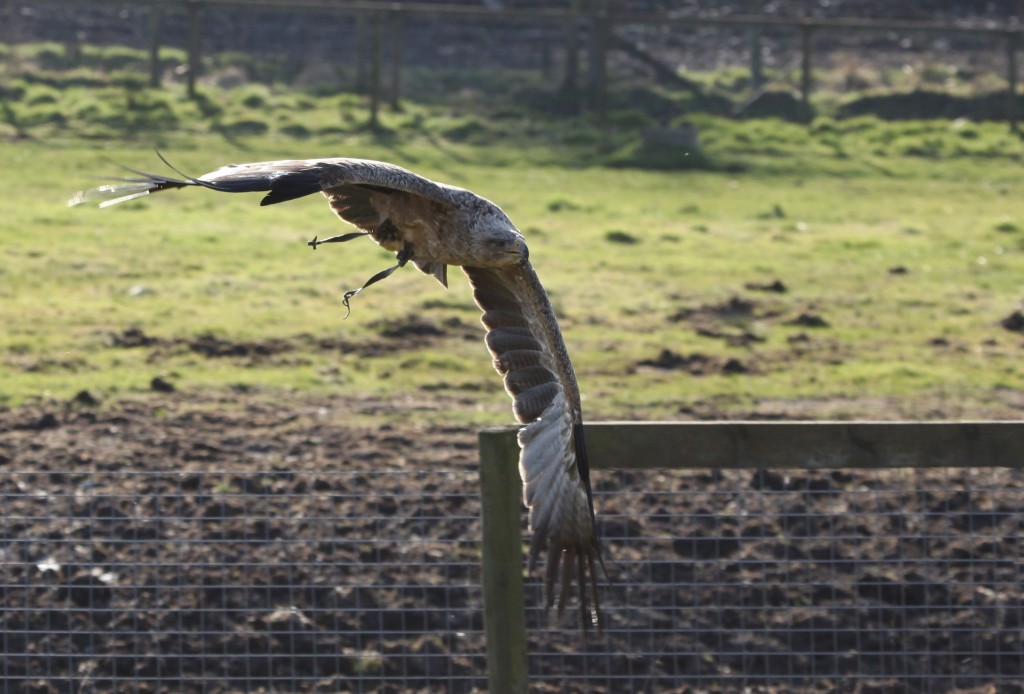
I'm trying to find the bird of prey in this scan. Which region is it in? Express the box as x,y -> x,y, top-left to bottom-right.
70,156 -> 604,630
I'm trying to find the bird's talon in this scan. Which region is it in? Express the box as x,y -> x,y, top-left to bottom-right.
341,288 -> 362,319
309,231 -> 370,249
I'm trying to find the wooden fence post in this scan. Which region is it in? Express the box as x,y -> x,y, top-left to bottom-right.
186,1 -> 202,99
148,7 -> 163,88
749,0 -> 764,91
587,8 -> 608,113
478,428 -> 528,694
389,11 -> 403,110
541,41 -> 553,80
562,0 -> 581,93
799,23 -> 814,116
1008,30 -> 1019,132
354,13 -> 369,92
369,12 -> 383,128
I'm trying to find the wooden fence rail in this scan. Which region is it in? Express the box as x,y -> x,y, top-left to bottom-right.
477,420 -> 1024,694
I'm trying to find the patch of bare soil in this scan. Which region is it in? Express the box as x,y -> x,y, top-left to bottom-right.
669,295 -> 781,347
2,393 -> 1024,692
667,294 -> 837,352
103,316 -> 480,367
1,393 -> 488,692
636,348 -> 751,375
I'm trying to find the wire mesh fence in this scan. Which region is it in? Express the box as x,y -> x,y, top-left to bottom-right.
531,466 -> 1024,693
1,468 -> 488,693
3,464 -> 1024,692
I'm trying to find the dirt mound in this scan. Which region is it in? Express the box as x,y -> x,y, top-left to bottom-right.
636,348 -> 751,375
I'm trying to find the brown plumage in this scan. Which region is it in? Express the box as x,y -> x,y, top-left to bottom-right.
70,156 -> 604,630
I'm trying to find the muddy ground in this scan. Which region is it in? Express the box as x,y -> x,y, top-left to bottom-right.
2,393 -> 1024,693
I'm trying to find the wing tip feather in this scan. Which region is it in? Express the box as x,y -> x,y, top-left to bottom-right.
540,538 -> 606,634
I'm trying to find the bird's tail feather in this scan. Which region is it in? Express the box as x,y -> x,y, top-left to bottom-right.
68,154 -> 208,208
68,153 -> 325,208
68,175 -> 188,208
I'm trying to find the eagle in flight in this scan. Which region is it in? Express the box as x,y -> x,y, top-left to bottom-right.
70,156 -> 604,630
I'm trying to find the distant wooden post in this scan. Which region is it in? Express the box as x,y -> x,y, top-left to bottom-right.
799,23 -> 814,116
587,5 -> 609,113
478,429 -> 529,694
64,37 -> 82,68
562,0 -> 581,93
185,1 -> 202,98
1008,30 -> 1019,132
389,11 -> 403,110
148,7 -> 163,88
354,14 -> 369,92
368,12 -> 383,128
749,0 -> 764,91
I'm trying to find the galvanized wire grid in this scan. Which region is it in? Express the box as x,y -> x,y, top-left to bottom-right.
1,469 -> 487,694
3,466 -> 1024,692
529,466 -> 1024,693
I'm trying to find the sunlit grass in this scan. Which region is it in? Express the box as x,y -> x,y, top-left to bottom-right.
2,47 -> 1024,420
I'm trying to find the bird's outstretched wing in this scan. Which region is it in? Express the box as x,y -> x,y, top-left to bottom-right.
68,156 -> 455,208
68,157 -> 457,286
465,263 -> 604,631
71,155 -> 603,628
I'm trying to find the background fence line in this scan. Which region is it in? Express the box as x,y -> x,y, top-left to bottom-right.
478,421 -> 1024,693
19,0 -> 1024,125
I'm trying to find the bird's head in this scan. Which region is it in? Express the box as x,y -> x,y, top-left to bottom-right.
472,220 -> 529,268
485,229 -> 529,265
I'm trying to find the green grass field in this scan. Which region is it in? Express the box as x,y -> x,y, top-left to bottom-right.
3,49 -> 1024,422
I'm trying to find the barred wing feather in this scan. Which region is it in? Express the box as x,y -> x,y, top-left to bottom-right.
465,265 -> 603,631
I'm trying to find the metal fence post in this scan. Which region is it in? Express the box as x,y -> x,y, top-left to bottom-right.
478,428 -> 528,694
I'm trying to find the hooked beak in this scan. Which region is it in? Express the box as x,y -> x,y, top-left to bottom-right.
506,237 -> 529,261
